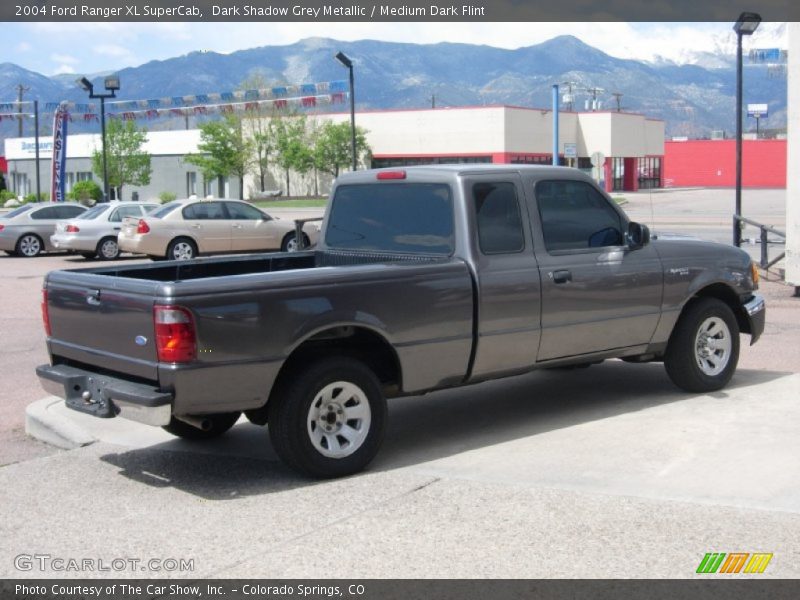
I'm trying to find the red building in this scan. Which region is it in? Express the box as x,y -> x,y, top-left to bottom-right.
663,139 -> 786,188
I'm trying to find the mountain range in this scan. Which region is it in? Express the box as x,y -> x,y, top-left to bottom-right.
0,35 -> 787,149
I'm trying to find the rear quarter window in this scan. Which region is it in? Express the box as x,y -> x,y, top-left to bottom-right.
326,183 -> 454,255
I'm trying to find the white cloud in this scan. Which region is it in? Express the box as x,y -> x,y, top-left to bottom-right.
50,53 -> 79,65
53,64 -> 77,75
93,44 -> 134,58
16,41 -> 32,53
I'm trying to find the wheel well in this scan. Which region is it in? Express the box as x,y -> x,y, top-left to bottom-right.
689,283 -> 750,334
168,236 -> 198,252
247,327 -> 401,425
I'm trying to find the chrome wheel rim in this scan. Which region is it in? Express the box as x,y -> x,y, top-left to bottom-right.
307,381 -> 371,459
172,242 -> 194,260
19,235 -> 41,257
100,239 -> 119,259
286,236 -> 299,252
694,316 -> 732,376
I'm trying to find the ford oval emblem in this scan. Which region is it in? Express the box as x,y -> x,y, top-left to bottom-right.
135,335 -> 148,346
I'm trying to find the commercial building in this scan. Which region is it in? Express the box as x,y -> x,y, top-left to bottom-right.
4,104 -> 664,201
3,130 -> 241,202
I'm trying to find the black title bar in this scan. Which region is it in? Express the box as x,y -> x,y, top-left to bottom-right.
4,0 -> 799,22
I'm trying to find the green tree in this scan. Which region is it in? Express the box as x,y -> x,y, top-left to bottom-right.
91,119 -> 151,200
313,121 -> 370,178
185,114 -> 252,199
272,115 -> 313,196
239,74 -> 278,194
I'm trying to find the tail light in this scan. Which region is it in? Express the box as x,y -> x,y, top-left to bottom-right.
0,224 -> 4,232
137,219 -> 150,234
154,306 -> 196,363
41,289 -> 51,336
65,224 -> 80,233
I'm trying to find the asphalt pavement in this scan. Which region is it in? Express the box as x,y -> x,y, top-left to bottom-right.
1,193 -> 799,579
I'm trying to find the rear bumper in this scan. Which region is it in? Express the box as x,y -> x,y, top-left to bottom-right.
50,233 -> 95,252
743,294 -> 766,345
36,363 -> 173,427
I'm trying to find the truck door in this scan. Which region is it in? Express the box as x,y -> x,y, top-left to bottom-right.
528,178 -> 663,361
466,175 -> 542,379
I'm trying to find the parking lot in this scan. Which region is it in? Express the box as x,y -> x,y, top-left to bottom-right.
1,193 -> 799,578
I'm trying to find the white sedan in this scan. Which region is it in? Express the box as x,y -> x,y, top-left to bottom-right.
51,201 -> 159,260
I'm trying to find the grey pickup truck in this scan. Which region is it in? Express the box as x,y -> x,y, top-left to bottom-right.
37,165 -> 765,477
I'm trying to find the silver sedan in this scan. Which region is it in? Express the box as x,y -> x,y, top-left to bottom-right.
51,201 -> 159,260
0,202 -> 88,257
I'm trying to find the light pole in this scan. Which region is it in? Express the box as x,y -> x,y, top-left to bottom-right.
335,51 -> 357,171
733,12 -> 761,247
77,74 -> 120,202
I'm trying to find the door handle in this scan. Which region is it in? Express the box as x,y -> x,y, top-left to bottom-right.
232,224 -> 243,229
113,227 -> 120,231
552,270 -> 572,284
191,224 -> 201,229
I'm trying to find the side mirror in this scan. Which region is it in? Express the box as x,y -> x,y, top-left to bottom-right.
627,222 -> 650,250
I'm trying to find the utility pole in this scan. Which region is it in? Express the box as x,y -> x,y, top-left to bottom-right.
586,87 -> 604,111
16,84 -> 29,137
612,92 -> 623,112
561,81 -> 577,111
431,94 -> 436,109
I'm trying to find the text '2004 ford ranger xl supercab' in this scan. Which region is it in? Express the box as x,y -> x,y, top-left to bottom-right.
37,165 -> 765,477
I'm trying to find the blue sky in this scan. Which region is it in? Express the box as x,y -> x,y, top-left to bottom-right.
4,21 -> 787,76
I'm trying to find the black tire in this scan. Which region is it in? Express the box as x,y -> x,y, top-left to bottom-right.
664,298 -> 740,393
80,252 -> 97,260
268,357 -> 387,478
15,233 -> 44,257
96,236 -> 120,260
166,237 -> 197,260
162,412 -> 241,440
281,232 -> 310,252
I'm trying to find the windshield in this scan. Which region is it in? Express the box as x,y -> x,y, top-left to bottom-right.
1,204 -> 36,219
78,205 -> 110,220
150,202 -> 181,219
326,183 -> 454,255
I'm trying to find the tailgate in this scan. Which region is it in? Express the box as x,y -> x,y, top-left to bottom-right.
45,271 -> 161,381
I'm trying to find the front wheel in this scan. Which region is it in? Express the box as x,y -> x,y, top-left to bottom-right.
281,232 -> 310,252
268,357 -> 387,478
664,298 -> 740,393
162,412 -> 241,440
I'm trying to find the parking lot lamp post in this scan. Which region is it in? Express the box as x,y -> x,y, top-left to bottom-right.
335,51 -> 357,171
77,75 -> 120,202
733,12 -> 761,247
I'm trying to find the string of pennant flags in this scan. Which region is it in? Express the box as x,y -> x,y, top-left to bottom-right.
0,79 -> 349,123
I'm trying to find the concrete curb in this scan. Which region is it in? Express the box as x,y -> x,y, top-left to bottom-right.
25,396 -> 97,450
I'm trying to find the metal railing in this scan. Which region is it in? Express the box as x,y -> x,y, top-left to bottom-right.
293,217 -> 324,251
734,214 -> 786,270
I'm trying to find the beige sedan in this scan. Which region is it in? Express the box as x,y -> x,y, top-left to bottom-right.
118,198 -> 319,260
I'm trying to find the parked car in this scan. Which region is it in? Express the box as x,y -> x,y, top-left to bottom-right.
37,165 -> 764,478
51,201 -> 159,260
0,202 -> 87,257
117,198 -> 320,260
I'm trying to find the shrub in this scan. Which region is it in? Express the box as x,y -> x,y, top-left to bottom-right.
158,191 -> 177,204
67,180 -> 103,206
23,192 -> 50,203
0,190 -> 16,202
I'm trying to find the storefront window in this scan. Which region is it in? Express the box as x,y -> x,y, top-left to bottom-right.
637,157 -> 662,189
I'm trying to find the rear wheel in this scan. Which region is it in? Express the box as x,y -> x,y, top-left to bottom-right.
268,357 -> 387,478
162,412 -> 241,440
664,298 -> 740,392
166,237 -> 197,260
15,234 -> 43,257
96,236 -> 120,260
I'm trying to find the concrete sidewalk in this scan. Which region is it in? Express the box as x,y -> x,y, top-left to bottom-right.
10,362 -> 800,578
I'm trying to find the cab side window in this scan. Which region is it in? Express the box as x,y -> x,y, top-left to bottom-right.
473,181 -> 524,254
535,180 -> 623,252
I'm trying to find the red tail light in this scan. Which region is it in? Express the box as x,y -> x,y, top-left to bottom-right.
41,289 -> 51,336
65,224 -> 80,233
154,306 -> 196,363
0,224 -> 5,232
137,219 -> 150,234
376,170 -> 406,180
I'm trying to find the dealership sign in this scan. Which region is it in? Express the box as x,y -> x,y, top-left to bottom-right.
747,104 -> 769,118
50,104 -> 68,202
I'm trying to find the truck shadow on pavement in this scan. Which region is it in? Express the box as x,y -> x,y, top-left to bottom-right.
98,361 -> 790,499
